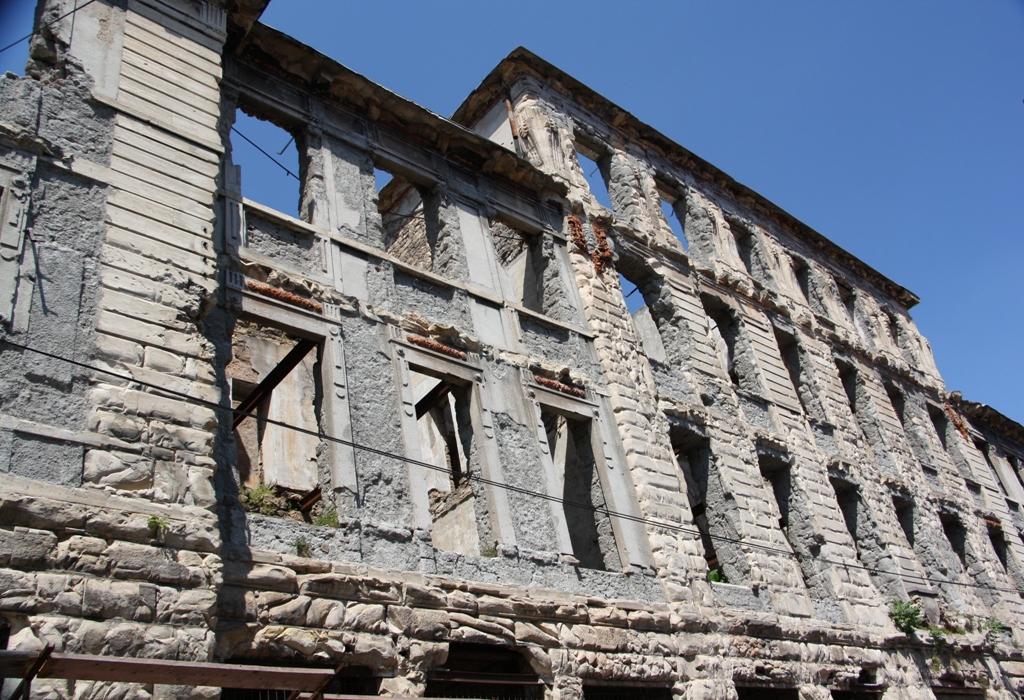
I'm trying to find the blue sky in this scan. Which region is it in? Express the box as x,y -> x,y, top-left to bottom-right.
2,1 -> 1022,424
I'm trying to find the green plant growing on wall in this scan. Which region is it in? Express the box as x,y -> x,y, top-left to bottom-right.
295,536 -> 312,558
147,514 -> 170,540
241,484 -> 278,516
982,617 -> 1008,646
707,568 -> 728,583
480,541 -> 498,558
889,600 -> 926,635
314,508 -> 338,528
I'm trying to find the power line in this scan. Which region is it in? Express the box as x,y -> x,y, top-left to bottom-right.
231,126 -> 300,180
1,336 -> 1020,596
0,0 -> 99,57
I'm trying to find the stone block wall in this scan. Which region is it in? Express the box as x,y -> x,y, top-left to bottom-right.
1,3 -> 1023,699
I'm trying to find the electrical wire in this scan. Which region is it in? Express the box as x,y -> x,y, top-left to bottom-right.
230,126 -> 300,181
1,336 -> 1021,596
0,0 -> 98,57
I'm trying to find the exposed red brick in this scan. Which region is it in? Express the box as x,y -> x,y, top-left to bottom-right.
534,374 -> 586,398
246,281 -> 323,313
407,334 -> 468,360
567,215 -> 589,257
590,223 -> 613,274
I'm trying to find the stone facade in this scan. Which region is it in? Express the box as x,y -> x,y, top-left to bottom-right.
1,2 -> 1023,699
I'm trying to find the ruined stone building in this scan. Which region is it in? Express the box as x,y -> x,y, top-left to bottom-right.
2,0 -> 1024,698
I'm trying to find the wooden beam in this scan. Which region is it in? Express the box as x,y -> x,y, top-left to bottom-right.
233,337 -> 317,429
0,651 -> 335,691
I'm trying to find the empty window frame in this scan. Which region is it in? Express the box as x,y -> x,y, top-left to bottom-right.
574,144 -> 612,210
927,404 -> 949,452
670,426 -> 749,583
728,218 -> 767,284
987,521 -> 1007,569
658,190 -> 688,250
426,644 -> 543,700
542,408 -> 621,571
229,108 -> 301,218
884,382 -> 906,426
758,452 -> 794,533
410,365 -> 484,556
583,686 -> 674,700
940,513 -> 967,567
830,477 -> 862,543
491,217 -> 574,321
774,326 -> 826,421
701,294 -> 760,393
790,255 -> 812,304
228,321 -> 321,498
836,280 -> 857,326
893,495 -> 915,548
836,358 -> 860,415
379,173 -> 432,269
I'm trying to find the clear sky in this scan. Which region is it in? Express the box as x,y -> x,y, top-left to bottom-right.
2,1 -> 1022,424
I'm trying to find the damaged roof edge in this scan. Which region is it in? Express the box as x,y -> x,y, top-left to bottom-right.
949,394 -> 1024,448
452,47 -> 920,311
234,25 -> 568,200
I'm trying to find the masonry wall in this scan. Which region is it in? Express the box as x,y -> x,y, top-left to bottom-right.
1,3 -> 1024,700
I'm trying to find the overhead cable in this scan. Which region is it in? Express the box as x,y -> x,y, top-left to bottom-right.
1,337 -> 1019,596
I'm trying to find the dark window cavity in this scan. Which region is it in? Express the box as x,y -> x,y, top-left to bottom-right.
659,193 -> 688,250
893,496 -> 915,548
940,513 -> 967,567
928,404 -> 949,451
987,521 -> 1007,569
791,256 -> 811,303
830,477 -> 861,542
758,452 -> 793,533
884,382 -> 906,426
774,326 -> 825,421
543,410 -> 620,571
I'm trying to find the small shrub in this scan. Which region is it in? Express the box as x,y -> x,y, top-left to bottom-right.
889,600 -> 926,634
313,508 -> 338,528
241,484 -> 279,516
147,514 -> 170,539
295,536 -> 312,558
480,541 -> 498,558
982,617 -> 1008,645
707,568 -> 728,583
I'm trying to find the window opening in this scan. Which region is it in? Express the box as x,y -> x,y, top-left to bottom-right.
791,256 -> 811,303
701,294 -> 745,390
427,644 -> 543,700
940,513 -> 967,567
736,688 -> 799,700
836,359 -> 859,414
882,308 -> 902,347
492,218 -> 571,320
758,452 -> 793,533
378,169 -> 431,270
583,686 -> 674,700
774,326 -> 824,421
230,109 -> 301,218
732,223 -> 757,277
927,404 -> 949,451
575,148 -> 612,210
410,367 -> 482,556
830,477 -> 861,542
670,427 -> 746,583
227,321 -> 321,504
987,521 -> 1007,569
836,280 -> 858,326
659,195 -> 688,250
884,382 -> 906,426
974,440 -> 1006,497
893,496 -> 915,548
543,410 -> 620,571
618,273 -> 647,315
